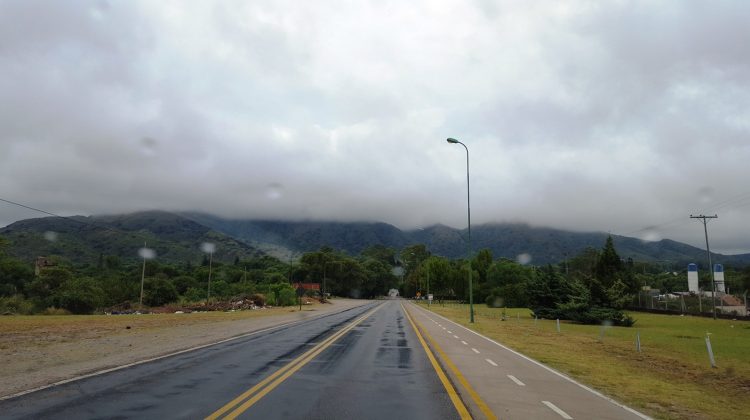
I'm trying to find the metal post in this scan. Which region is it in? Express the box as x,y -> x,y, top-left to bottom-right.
447,138 -> 474,323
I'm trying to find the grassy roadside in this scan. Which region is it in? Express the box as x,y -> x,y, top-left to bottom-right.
418,302 -> 750,420
0,305 -> 318,351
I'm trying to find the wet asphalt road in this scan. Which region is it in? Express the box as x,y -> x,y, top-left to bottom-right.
0,300 -> 459,419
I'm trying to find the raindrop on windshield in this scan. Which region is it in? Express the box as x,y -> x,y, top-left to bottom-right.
697,186 -> 714,204
138,247 -> 156,259
43,231 -> 58,242
640,228 -> 661,242
140,136 -> 158,157
516,253 -> 532,265
265,183 -> 284,200
201,242 -> 216,253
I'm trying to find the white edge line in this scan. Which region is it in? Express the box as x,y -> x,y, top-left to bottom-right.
507,374 -> 525,386
411,303 -> 652,420
543,401 -> 573,419
485,358 -> 498,367
0,303 -> 379,402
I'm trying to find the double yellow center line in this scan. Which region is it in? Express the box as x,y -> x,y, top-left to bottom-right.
206,304 -> 382,420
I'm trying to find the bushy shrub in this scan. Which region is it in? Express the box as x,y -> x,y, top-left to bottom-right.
533,304 -> 635,327
42,307 -> 72,315
278,288 -> 297,306
51,277 -> 105,314
0,294 -> 35,315
143,278 -> 178,307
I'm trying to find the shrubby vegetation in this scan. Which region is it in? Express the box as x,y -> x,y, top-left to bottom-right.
2,234 -> 749,319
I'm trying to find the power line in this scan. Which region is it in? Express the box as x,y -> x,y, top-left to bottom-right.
0,196 -> 149,244
619,189 -> 750,238
0,197 -> 89,226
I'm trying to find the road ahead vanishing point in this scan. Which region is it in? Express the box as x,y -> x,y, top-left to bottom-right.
1,300 -> 650,419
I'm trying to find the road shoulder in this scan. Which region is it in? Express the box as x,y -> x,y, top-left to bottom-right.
1,299 -> 371,398
407,302 -> 650,420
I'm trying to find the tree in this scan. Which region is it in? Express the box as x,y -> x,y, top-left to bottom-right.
595,236 -> 623,288
360,245 -> 397,266
423,256 -> 453,298
51,277 -> 105,314
0,257 -> 34,296
472,248 -> 493,285
527,265 -> 568,316
143,278 -> 178,306
483,259 -> 532,307
26,266 -> 74,306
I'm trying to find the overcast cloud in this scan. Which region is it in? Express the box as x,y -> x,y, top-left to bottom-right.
1,0 -> 749,254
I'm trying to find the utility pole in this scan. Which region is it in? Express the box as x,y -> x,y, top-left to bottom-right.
690,214 -> 718,320
139,241 -> 147,309
206,250 -> 213,303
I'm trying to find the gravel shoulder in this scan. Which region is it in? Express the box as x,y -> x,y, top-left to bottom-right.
0,299 -> 371,398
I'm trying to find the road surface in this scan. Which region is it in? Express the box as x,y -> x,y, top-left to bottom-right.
0,300 -> 649,419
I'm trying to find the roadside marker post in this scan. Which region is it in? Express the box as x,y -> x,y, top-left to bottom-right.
556,319 -> 561,333
635,330 -> 641,353
705,333 -> 717,368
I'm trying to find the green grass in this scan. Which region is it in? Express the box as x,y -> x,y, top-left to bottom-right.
420,302 -> 750,420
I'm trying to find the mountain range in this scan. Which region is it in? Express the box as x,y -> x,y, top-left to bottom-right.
184,213 -> 750,268
3,210 -> 746,268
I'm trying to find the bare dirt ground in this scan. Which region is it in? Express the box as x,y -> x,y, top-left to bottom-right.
0,299 -> 371,398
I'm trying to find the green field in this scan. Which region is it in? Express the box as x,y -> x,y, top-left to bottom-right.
419,302 -> 750,420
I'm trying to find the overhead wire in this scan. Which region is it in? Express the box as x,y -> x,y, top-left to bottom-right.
0,197 -> 156,249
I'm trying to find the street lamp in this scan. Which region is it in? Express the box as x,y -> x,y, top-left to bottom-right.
446,137 -> 474,323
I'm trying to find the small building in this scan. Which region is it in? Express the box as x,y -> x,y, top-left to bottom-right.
34,256 -> 56,276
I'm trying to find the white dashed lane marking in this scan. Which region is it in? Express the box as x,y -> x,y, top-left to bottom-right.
507,375 -> 526,386
542,401 -> 573,419
485,359 -> 498,367
460,341 -> 468,345
471,348 -> 480,354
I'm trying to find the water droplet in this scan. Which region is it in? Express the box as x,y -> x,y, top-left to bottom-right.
265,183 -> 284,200
43,231 -> 58,242
138,248 -> 156,259
201,242 -> 216,253
516,253 -> 532,265
488,296 -> 504,308
140,136 -> 158,157
697,186 -> 714,204
640,228 -> 661,242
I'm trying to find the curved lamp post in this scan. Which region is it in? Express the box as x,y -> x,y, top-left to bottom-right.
447,137 -> 474,323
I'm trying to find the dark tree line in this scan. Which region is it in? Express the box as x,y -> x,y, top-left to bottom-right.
2,235 -> 749,320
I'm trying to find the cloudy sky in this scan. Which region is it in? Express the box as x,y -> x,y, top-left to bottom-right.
1,0 -> 749,253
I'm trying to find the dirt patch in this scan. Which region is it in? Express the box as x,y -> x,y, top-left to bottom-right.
0,299 -> 370,398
